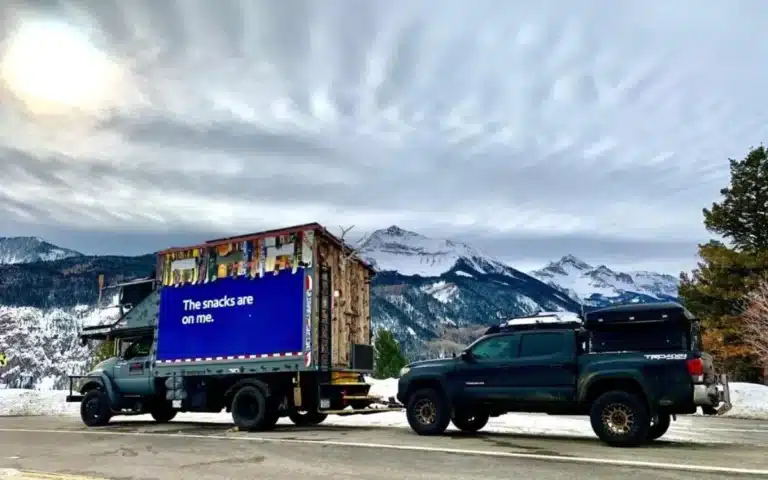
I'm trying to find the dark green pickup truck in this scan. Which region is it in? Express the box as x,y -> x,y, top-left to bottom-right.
396,302 -> 731,447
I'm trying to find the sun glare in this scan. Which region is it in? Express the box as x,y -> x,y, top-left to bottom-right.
1,20 -> 121,114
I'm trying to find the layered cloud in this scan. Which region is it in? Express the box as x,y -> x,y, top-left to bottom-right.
1,0 -> 766,272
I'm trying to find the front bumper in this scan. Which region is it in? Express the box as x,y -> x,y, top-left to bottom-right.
694,373 -> 732,415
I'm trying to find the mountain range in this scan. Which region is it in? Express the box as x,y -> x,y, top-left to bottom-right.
0,228 -> 679,389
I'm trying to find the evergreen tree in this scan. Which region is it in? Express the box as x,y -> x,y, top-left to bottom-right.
680,145 -> 768,381
373,329 -> 408,379
90,339 -> 116,368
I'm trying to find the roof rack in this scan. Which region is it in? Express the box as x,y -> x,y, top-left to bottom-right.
485,311 -> 584,335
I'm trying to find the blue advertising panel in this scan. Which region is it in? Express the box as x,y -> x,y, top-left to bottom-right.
156,270 -> 306,362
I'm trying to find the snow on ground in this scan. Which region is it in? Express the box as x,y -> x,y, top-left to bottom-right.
1,379 -> 766,444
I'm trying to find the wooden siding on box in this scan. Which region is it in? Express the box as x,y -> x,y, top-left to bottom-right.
316,234 -> 372,369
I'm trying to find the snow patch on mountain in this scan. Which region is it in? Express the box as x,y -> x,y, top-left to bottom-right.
359,226 -> 502,277
529,255 -> 679,304
0,236 -> 83,264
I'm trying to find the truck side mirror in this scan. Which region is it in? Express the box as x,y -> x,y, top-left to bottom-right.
460,350 -> 473,362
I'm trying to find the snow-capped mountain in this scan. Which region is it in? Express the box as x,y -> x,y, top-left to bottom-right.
529,254 -> 679,306
0,227 -> 680,388
0,236 -> 83,265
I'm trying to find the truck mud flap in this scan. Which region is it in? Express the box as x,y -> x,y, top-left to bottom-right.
716,373 -> 733,416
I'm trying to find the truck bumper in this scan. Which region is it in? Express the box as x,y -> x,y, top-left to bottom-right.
694,373 -> 732,415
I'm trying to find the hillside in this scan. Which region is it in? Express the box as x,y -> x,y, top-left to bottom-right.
0,228 -> 679,388
0,236 -> 82,265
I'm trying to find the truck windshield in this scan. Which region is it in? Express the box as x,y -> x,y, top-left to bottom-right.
589,322 -> 689,353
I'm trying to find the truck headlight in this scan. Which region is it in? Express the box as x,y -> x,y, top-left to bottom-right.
399,367 -> 410,377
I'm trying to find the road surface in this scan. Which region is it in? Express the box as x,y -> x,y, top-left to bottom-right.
0,415 -> 767,479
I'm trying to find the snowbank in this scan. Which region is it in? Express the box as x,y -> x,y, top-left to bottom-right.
1,379 -> 766,443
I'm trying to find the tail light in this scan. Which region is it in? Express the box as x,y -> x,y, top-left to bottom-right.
687,358 -> 704,380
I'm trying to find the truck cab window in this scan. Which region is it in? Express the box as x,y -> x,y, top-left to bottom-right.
123,339 -> 151,359
469,335 -> 518,360
519,332 -> 566,357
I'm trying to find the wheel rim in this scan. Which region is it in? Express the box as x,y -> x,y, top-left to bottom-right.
84,397 -> 101,421
235,395 -> 260,420
602,403 -> 635,435
414,399 -> 437,425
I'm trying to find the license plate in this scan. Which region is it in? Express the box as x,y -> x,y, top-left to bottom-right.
320,399 -> 330,409
172,400 -> 182,409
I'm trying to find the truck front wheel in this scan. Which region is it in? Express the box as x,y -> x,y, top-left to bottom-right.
231,385 -> 274,431
451,409 -> 489,433
80,390 -> 111,427
589,391 -> 650,447
406,388 -> 451,436
288,409 -> 328,426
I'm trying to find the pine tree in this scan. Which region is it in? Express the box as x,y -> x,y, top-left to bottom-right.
680,145 -> 768,381
90,339 -> 116,368
373,330 -> 408,379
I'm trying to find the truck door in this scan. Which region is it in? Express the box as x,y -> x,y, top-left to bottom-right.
511,331 -> 578,405
454,333 -> 520,404
113,338 -> 154,395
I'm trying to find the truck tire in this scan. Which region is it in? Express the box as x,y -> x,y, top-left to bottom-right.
80,390 -> 112,427
452,409 -> 489,433
589,390 -> 650,447
288,409 -> 328,426
150,402 -> 177,423
231,385 -> 271,431
647,413 -> 671,441
406,388 -> 451,436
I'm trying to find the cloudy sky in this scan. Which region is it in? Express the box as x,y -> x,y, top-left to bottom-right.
1,0 -> 766,274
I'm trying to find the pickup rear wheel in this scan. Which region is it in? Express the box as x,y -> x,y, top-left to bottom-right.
452,409 -> 489,433
647,413 -> 671,441
406,388 -> 450,436
231,385 -> 272,431
80,389 -> 111,427
589,391 -> 650,447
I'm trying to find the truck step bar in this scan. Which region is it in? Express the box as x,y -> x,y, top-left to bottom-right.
320,407 -> 403,416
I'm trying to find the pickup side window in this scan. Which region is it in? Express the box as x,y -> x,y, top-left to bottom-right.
123,339 -> 152,360
469,335 -> 519,360
519,332 -> 567,357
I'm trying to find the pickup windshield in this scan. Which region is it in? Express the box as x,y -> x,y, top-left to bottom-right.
589,321 -> 691,353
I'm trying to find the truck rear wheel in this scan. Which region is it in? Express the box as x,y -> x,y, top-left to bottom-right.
406,388 -> 450,436
647,413 -> 671,441
231,385 -> 273,431
589,391 -> 650,447
80,390 -> 111,427
150,402 -> 177,423
288,409 -> 328,426
452,409 -> 489,433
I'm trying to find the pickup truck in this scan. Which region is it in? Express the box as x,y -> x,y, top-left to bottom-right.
396,302 -> 731,447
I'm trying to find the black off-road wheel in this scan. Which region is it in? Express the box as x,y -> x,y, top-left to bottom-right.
452,409 -> 490,433
647,412 -> 671,441
288,409 -> 328,426
406,388 -> 451,436
150,401 -> 177,423
231,385 -> 273,431
80,390 -> 112,427
589,391 -> 650,447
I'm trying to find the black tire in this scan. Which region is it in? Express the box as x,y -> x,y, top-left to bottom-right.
231,385 -> 272,431
647,413 -> 671,441
452,409 -> 490,433
150,402 -> 177,423
288,409 -> 328,426
80,390 -> 112,427
406,388 -> 451,436
589,391 -> 650,447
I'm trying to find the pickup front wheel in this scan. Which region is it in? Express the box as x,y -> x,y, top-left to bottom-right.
589,391 -> 650,447
452,409 -> 489,433
406,388 -> 451,436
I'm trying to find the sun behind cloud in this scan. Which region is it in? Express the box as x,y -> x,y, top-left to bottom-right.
0,19 -> 124,115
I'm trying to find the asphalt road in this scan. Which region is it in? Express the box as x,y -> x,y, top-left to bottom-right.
1,415 -> 767,479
